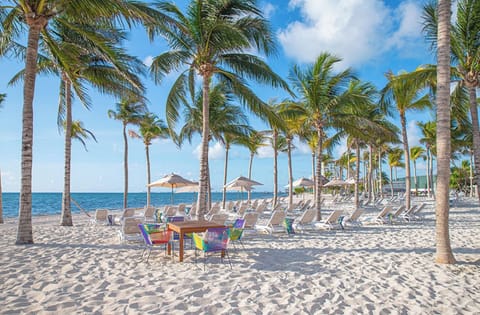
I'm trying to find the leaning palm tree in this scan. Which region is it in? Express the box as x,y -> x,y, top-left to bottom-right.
1,0 -> 165,244
149,0 -> 289,218
108,97 -> 147,209
410,146 -> 426,196
129,112 -> 169,207
380,71 -> 432,210
434,0 -> 456,264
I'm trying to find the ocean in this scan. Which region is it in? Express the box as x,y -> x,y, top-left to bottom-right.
0,192 -> 278,218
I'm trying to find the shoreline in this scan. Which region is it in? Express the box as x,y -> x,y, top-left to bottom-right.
1,197 -> 479,313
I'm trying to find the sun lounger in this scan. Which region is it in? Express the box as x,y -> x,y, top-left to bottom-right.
91,209 -> 109,225
255,210 -> 286,234
293,208 -> 316,231
313,209 -> 344,230
118,217 -> 142,242
374,206 -> 393,224
343,208 -> 364,227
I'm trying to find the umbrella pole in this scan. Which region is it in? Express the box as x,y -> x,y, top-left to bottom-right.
171,186 -> 174,204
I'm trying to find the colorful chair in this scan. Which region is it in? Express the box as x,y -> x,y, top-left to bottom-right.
138,223 -> 173,263
193,227 -> 232,270
228,218 -> 246,249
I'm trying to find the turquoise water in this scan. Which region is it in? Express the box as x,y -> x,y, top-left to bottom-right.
1,192 -> 277,218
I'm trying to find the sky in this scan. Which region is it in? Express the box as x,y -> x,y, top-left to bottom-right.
0,0 -> 440,193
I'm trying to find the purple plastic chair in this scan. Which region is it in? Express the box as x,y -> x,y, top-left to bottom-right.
138,224 -> 173,263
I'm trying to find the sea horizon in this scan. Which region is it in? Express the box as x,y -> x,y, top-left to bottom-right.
0,191 -> 281,218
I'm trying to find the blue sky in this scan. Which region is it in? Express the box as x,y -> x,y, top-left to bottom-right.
0,0 -> 438,193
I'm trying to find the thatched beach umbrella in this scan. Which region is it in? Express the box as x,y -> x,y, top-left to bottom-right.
225,176 -> 263,201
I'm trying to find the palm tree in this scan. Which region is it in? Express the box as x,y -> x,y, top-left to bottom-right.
1,0 -> 163,244
149,0 -> 289,218
418,121 -> 437,197
423,0 -> 480,205
289,53 -> 376,220
237,131 -> 267,202
40,23 -> 145,227
177,83 -> 251,209
435,0 -> 456,264
129,113 -> 169,207
387,148 -> 404,197
410,146 -> 426,196
380,71 -> 432,210
108,97 -> 147,209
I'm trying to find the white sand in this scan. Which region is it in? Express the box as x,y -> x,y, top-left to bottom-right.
0,198 -> 479,314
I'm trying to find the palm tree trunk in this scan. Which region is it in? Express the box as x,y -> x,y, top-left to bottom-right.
347,147 -> 351,179
426,148 -> 431,197
61,79 -> 73,226
390,166 -> 394,198
207,159 -> 212,211
17,22 -> 45,244
222,146 -> 229,209
435,0 -> 455,264
467,86 -> 480,204
315,128 -> 323,221
368,145 -> 373,203
413,160 -> 418,196
287,139 -> 293,208
354,142 -> 360,209
273,131 -> 278,207
248,152 -> 254,202
146,144 -> 151,207
197,73 -> 211,219
378,148 -> 383,198
311,151 -> 316,201
470,151 -> 474,197
122,122 -> 128,209
0,169 -> 3,224
400,112 -> 411,210
430,155 -> 435,198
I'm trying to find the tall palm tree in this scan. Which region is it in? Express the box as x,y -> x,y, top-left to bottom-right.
149,0 -> 289,218
129,113 -> 169,206
177,83 -> 251,209
237,131 -> 267,202
0,0 -> 163,244
435,0 -> 456,264
108,97 -> 147,209
37,23 -> 145,227
380,71 -> 432,210
423,0 -> 480,204
410,146 -> 426,195
263,100 -> 287,207
289,53 -> 374,220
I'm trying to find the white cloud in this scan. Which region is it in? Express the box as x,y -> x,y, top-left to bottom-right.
143,55 -> 154,67
278,0 -> 423,67
386,1 -> 423,50
193,141 -> 225,160
262,2 -> 276,18
407,119 -> 421,148
257,141 -> 275,159
293,138 -> 311,155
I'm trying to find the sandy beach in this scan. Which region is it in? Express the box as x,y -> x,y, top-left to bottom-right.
0,198 -> 479,314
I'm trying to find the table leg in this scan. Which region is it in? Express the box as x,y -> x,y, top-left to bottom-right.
179,233 -> 184,262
